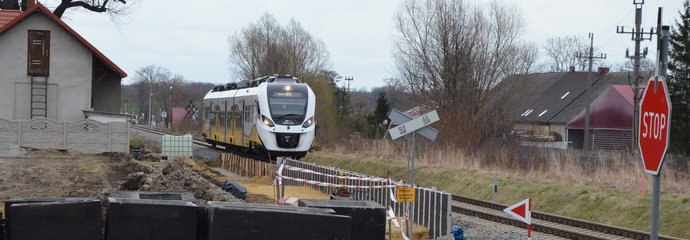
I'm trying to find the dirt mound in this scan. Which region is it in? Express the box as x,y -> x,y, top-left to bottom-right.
119,157 -> 243,203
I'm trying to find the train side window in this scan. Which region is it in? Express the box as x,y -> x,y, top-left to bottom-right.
223,101 -> 228,130
233,105 -> 241,129
213,105 -> 220,121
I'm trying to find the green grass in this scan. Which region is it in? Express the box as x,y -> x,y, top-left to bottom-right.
304,152 -> 690,239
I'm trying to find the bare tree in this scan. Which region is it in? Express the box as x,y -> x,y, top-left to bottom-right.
393,0 -> 536,147
0,0 -> 134,19
227,13 -> 330,80
541,35 -> 590,72
132,65 -> 170,124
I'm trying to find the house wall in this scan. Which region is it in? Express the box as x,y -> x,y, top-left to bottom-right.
0,13 -> 92,121
92,68 -> 121,113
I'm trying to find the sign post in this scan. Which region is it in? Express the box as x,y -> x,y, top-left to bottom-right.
388,109 -> 439,238
503,198 -> 532,240
639,76 -> 671,240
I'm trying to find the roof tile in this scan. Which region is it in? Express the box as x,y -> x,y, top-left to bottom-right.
0,10 -> 21,28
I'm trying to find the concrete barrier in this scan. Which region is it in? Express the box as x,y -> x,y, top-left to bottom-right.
106,198 -> 198,240
298,199 -> 386,240
6,198 -> 102,240
207,202 -> 351,240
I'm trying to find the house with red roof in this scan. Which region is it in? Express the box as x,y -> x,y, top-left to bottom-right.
0,1 -> 126,121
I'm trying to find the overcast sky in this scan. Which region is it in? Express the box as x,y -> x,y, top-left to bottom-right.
60,0 -> 684,90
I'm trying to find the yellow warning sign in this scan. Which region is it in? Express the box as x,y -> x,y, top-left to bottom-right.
396,186 -> 416,202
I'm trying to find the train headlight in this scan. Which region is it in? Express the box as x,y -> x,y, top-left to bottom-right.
302,117 -> 314,128
262,115 -> 275,127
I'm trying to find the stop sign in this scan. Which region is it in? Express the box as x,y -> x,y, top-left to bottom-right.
639,76 -> 672,175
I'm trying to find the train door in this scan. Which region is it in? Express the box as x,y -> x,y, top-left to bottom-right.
223,101 -> 228,142
231,104 -> 240,145
212,105 -> 221,140
241,100 -> 245,146
204,102 -> 211,137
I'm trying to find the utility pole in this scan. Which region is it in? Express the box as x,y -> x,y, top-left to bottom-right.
576,33 -> 606,152
148,84 -> 153,128
344,76 -> 353,92
616,0 -> 655,150
650,7 -> 670,239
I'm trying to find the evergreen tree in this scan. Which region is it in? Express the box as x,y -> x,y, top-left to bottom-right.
668,0 -> 690,155
366,92 -> 391,138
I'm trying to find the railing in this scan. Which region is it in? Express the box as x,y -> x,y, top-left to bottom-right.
217,152 -> 451,238
282,158 -> 451,239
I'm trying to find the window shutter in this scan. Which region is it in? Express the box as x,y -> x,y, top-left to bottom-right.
27,30 -> 50,76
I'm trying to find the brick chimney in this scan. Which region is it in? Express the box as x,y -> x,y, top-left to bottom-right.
597,67 -> 609,75
568,66 -> 575,72
21,0 -> 37,11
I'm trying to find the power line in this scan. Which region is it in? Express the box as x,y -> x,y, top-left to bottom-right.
576,33 -> 607,153
615,0 -> 655,151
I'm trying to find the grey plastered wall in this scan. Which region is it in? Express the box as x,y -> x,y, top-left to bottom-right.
0,13 -> 92,121
91,59 -> 122,113
0,118 -> 128,153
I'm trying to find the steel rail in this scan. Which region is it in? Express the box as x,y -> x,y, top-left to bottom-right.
452,195 -> 682,240
130,126 -> 270,161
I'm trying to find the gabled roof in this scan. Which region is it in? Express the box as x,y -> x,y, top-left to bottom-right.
493,70 -> 654,126
550,72 -> 643,124
0,10 -> 21,28
517,72 -> 594,123
566,85 -> 634,130
0,4 -> 126,78
488,72 -> 565,120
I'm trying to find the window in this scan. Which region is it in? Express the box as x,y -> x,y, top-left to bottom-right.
27,30 -> 50,76
538,110 -> 548,117
521,109 -> 534,117
560,91 -> 571,99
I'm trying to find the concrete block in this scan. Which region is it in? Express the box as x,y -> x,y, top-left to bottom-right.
106,198 -> 198,240
298,199 -> 386,240
207,202 -> 351,240
3,197 -> 99,240
8,200 -> 102,240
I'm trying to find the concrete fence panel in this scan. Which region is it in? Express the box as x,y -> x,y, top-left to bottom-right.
21,118 -> 64,149
0,118 -> 19,147
0,118 -> 129,153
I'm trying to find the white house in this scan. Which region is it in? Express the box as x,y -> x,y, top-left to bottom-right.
0,1 -> 126,121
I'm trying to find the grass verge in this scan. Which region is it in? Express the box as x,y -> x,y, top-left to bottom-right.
304,151 -> 690,239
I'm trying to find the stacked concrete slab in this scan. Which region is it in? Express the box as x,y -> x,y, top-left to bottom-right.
4,197 -> 102,240
298,199 -> 386,240
207,202 -> 352,240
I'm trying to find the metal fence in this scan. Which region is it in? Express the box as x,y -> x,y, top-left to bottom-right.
282,158 -> 451,239
0,118 -> 129,153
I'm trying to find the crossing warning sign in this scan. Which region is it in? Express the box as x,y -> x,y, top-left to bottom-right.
396,186 -> 415,202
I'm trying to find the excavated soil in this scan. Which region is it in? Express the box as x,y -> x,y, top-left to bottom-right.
0,149 -> 241,215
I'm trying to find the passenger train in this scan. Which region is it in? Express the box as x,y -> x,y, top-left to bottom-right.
202,75 -> 316,159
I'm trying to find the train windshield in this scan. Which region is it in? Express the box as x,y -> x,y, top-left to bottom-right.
267,86 -> 308,125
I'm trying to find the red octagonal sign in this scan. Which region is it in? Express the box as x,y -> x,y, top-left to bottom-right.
639,76 -> 672,175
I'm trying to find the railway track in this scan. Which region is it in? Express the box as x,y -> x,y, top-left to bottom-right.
452,195 -> 683,240
131,125 -> 683,240
131,125 -> 269,161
